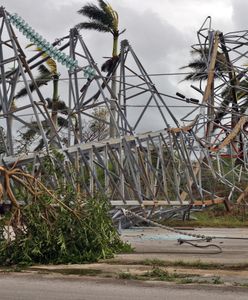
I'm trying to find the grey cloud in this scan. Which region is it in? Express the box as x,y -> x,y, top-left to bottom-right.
1,0 -> 82,40
0,0 -> 197,128
2,0 -> 190,75
231,0 -> 248,30
116,4 -> 187,69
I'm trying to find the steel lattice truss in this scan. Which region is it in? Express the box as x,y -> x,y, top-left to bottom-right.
1,9 -> 248,216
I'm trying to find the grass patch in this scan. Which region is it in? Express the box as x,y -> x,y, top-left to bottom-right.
143,259 -> 224,270
234,282 -> 248,288
143,259 -> 248,270
161,204 -> 248,228
178,278 -> 194,284
212,276 -> 223,284
118,267 -> 199,283
0,266 -> 24,273
143,267 -> 175,281
118,272 -> 137,280
109,258 -> 248,271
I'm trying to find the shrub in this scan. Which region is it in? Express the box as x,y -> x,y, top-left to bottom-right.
0,194 -> 131,265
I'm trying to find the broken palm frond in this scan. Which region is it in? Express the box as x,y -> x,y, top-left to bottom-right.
0,164 -> 131,265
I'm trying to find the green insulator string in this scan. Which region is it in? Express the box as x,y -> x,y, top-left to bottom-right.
8,13 -> 78,71
83,65 -> 96,80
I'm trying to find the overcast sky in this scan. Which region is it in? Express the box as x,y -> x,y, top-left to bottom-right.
1,0 -> 239,74
1,0 -> 247,131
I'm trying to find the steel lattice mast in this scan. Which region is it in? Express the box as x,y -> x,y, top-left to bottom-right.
1,9 -> 248,216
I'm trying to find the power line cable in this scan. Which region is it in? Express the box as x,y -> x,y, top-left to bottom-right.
13,69 -> 248,83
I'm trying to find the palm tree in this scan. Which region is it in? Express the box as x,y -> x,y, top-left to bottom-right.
76,0 -> 121,58
181,47 -> 228,82
181,47 -> 237,124
181,46 -> 248,164
16,46 -> 63,129
75,0 -> 125,137
15,49 -> 71,152
182,47 -> 248,125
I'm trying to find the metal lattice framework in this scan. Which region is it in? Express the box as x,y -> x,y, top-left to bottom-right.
1,9 -> 248,217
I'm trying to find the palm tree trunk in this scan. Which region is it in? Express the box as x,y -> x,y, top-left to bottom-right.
109,34 -> 119,138
112,34 -> 118,58
50,74 -> 59,143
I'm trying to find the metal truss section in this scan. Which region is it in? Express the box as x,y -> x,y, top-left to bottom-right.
1,8 -> 248,212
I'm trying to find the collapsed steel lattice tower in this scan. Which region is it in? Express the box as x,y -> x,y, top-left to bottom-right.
1,9 -> 248,215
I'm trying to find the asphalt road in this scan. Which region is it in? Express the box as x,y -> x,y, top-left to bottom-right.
118,227 -> 248,264
0,274 -> 247,300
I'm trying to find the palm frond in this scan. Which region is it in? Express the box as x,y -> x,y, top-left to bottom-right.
75,21 -> 110,33
98,0 -> 108,11
78,4 -> 113,27
101,56 -> 119,72
236,79 -> 248,100
214,99 -> 231,124
183,72 -> 208,81
104,3 -> 118,32
214,74 -> 248,124
221,70 -> 248,99
21,127 -> 38,141
38,64 -> 52,78
26,44 -> 58,74
58,116 -> 69,128
181,60 -> 206,71
215,82 -> 246,124
26,43 -> 36,49
181,48 -> 228,82
15,65 -> 52,99
45,98 -> 68,114
46,59 -> 57,75
21,120 -> 43,141
57,100 -> 68,114
45,97 -> 52,109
